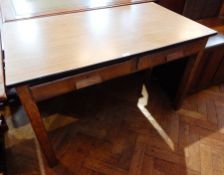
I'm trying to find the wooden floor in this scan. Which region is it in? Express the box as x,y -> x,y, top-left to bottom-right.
2,73 -> 224,175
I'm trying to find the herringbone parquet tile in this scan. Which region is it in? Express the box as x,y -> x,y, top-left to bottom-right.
3,74 -> 224,175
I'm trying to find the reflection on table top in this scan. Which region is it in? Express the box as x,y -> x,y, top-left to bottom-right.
0,0 -> 155,21
2,3 -> 216,86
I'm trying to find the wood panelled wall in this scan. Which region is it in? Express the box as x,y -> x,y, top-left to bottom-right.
220,2 -> 224,16
157,0 -> 186,13
183,0 -> 223,20
158,0 -> 224,18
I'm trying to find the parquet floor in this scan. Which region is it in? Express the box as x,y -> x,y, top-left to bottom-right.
2,73 -> 224,175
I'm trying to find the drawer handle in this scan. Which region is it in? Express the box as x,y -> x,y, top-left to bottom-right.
167,51 -> 184,62
76,75 -> 102,89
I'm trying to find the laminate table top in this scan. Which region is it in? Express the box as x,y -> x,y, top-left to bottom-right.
0,0 -> 155,21
1,3 -> 216,87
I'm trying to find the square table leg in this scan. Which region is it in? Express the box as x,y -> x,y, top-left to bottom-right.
174,50 -> 205,109
16,86 -> 58,167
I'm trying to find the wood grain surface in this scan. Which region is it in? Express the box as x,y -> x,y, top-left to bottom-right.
0,0 -> 155,21
2,3 -> 216,86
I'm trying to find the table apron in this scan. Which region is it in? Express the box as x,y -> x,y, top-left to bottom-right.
30,38 -> 206,102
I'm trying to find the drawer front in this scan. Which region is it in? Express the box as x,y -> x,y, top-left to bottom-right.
75,72 -> 102,89
75,59 -> 135,89
100,59 -> 136,81
138,40 -> 205,71
138,54 -> 166,70
31,59 -> 136,101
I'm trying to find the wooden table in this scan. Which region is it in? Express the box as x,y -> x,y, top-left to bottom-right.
0,3 -> 216,167
0,0 -> 155,22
